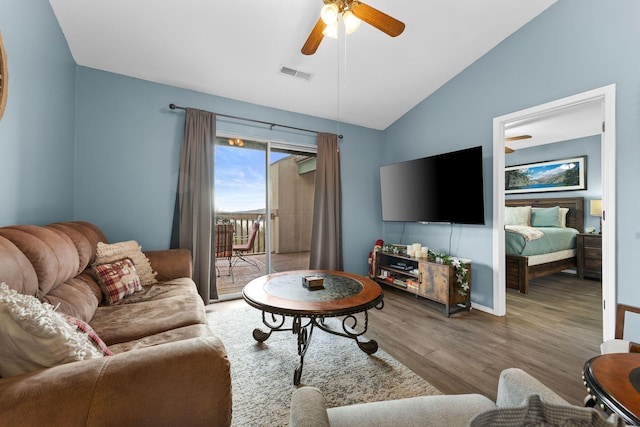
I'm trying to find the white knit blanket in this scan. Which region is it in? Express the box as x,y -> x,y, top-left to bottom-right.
505,225 -> 544,241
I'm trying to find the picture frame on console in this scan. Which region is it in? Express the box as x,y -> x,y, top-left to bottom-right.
505,156 -> 587,194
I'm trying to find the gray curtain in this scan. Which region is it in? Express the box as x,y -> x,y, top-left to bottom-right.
171,108 -> 217,302
309,133 -> 343,270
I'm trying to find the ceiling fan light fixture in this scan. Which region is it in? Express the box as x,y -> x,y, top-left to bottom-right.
320,3 -> 339,25
322,21 -> 338,39
343,10 -> 361,34
301,0 -> 405,55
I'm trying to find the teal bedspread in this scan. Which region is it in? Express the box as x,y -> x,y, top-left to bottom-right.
505,227 -> 578,257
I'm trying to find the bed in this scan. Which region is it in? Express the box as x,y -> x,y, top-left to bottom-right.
505,197 -> 584,294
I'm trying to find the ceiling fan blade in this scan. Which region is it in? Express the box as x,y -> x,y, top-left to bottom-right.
302,18 -> 327,55
505,146 -> 515,154
505,135 -> 532,142
351,1 -> 405,37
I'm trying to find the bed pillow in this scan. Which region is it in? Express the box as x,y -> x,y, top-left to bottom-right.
94,258 -> 143,304
505,206 -> 531,226
94,240 -> 157,286
558,207 -> 569,228
0,283 -> 104,377
531,206 -> 560,227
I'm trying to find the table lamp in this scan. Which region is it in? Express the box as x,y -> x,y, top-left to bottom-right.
590,199 -> 602,234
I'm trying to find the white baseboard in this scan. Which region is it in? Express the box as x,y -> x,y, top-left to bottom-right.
471,301 -> 501,316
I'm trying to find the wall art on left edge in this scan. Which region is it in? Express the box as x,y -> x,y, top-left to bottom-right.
0,31 -> 7,121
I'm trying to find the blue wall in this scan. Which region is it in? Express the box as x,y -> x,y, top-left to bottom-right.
0,0 -> 76,225
383,0 -> 640,308
2,0 -> 640,311
73,67 -> 383,275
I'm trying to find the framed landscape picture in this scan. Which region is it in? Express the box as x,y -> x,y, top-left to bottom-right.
505,156 -> 587,194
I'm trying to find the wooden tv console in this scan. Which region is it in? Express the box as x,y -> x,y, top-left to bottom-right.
372,251 -> 471,317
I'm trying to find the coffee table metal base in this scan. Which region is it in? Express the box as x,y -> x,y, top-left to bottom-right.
252,305 -> 383,385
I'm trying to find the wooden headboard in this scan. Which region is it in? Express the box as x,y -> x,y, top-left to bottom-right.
505,197 -> 584,232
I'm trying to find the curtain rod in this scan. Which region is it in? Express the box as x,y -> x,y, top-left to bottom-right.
169,104 -> 342,139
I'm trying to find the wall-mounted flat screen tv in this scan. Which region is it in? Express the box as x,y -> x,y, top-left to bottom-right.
380,146 -> 485,224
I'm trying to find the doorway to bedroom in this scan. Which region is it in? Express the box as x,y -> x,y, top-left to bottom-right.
493,84 -> 616,342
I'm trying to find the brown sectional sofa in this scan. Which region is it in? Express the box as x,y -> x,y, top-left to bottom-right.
0,221 -> 232,426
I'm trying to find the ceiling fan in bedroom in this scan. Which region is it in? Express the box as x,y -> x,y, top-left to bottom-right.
504,134 -> 532,153
301,0 -> 405,55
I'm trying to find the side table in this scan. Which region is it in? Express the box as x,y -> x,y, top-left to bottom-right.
577,233 -> 602,280
583,353 -> 640,425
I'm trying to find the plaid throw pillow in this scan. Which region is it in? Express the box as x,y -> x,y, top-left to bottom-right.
65,315 -> 113,356
469,395 -> 625,427
94,258 -> 142,304
94,241 -> 158,286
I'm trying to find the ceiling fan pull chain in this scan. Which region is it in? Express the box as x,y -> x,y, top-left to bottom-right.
343,29 -> 349,89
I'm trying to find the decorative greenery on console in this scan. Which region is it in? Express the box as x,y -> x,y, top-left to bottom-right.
378,245 -> 470,296
381,244 -> 407,256
428,251 -> 470,296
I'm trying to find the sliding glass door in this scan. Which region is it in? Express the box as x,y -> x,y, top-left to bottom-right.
213,136 -> 316,298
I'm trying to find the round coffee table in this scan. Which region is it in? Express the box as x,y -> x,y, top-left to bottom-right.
583,353 -> 640,425
242,270 -> 384,385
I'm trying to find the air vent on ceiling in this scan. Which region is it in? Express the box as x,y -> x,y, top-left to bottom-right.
280,66 -> 313,82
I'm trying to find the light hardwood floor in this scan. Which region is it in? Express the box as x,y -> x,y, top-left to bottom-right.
208,272 -> 601,405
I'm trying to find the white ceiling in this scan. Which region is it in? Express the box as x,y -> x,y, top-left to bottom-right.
49,0 -> 557,131
504,99 -> 603,151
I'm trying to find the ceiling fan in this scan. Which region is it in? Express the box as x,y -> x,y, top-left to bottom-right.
504,134 -> 532,153
302,0 -> 405,55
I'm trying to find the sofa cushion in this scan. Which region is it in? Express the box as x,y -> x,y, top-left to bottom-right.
0,283 -> 104,377
108,323 -> 213,354
40,271 -> 102,323
94,240 -> 158,286
94,258 -> 143,304
0,221 -> 107,299
468,394 -> 625,426
327,394 -> 496,427
0,226 -> 81,295
0,236 -> 39,296
47,222 -> 104,273
89,278 -> 206,346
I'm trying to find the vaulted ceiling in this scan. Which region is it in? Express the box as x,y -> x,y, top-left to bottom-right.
49,0 -> 557,131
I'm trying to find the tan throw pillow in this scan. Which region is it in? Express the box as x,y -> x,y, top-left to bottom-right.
94,240 -> 157,286
94,258 -> 143,304
0,283 -> 104,378
505,206 -> 531,226
558,207 -> 569,228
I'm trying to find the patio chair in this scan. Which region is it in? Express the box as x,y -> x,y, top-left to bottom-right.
600,303 -> 640,354
585,303 -> 639,406
215,223 -> 234,280
232,219 -> 260,270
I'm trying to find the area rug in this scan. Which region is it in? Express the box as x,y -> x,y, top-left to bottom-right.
207,306 -> 441,427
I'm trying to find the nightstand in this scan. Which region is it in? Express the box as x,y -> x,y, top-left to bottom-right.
577,233 -> 602,280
